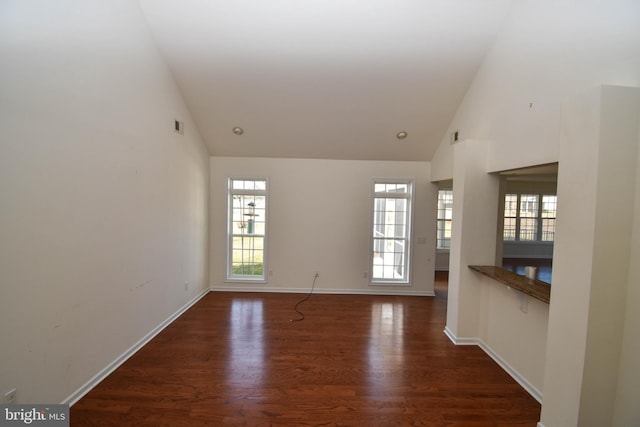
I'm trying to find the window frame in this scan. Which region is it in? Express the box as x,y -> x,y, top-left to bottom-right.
436,189 -> 453,250
226,177 -> 269,283
369,178 -> 415,285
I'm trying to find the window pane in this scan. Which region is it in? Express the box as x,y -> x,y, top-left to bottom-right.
231,194 -> 266,236
444,208 -> 453,220
373,238 -> 407,280
231,179 -> 266,191
373,198 -> 406,238
541,195 -> 556,241
437,190 -> 453,219
437,218 -> 452,249
375,182 -> 409,194
542,218 -> 555,241
231,236 -> 264,276
504,194 -> 518,217
436,220 -> 452,249
503,217 -> 516,240
394,184 -> 408,193
542,195 -> 557,218
232,180 -> 246,190
519,194 -> 539,218
444,220 -> 452,238
519,218 -> 537,240
231,236 -> 264,253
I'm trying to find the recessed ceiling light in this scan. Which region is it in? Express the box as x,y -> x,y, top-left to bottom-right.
232,127 -> 244,135
396,131 -> 408,140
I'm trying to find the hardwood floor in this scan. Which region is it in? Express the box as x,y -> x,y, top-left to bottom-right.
71,273 -> 541,426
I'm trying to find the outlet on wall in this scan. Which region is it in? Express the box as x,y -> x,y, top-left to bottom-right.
313,271 -> 320,279
4,388 -> 16,404
184,281 -> 189,291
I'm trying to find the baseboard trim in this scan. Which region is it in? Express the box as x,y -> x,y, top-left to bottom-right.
63,288 -> 210,406
209,285 -> 435,297
477,340 -> 543,403
443,327 -> 477,345
537,423 -> 546,427
442,328 -> 543,404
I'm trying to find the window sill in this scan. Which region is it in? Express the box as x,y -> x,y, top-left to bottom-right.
225,278 -> 267,284
369,281 -> 411,286
503,240 -> 554,245
468,265 -> 550,304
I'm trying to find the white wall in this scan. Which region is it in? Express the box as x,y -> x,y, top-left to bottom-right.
210,157 -> 435,295
445,140 -> 549,402
502,242 -> 553,260
476,276 -> 549,399
0,1 -> 210,404
445,140 -> 499,338
434,251 -> 450,271
430,0 -> 640,181
541,86 -> 640,427
430,2 -> 640,424
581,86 -> 640,427
613,106 -> 640,427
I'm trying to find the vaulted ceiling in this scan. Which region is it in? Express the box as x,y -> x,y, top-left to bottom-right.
138,0 -> 512,161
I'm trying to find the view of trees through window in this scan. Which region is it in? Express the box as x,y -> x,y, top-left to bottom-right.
228,178 -> 267,280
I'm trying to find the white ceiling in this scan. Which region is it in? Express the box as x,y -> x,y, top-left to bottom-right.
138,0 -> 512,161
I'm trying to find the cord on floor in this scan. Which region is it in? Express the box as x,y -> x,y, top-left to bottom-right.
290,273 -> 319,322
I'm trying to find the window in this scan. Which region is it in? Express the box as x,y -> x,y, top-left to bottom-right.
503,194 -> 518,240
227,178 -> 268,281
371,180 -> 413,284
436,190 -> 453,249
541,195 -> 557,241
503,193 -> 557,242
519,194 -> 539,241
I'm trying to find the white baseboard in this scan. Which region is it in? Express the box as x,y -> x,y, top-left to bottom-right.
442,327 -> 543,404
63,288 -> 210,406
209,285 -> 435,297
537,423 -> 546,427
443,326 -> 477,345
477,340 -> 543,403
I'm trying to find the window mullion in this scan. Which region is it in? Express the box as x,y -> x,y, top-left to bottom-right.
515,194 -> 521,241
537,194 -> 542,241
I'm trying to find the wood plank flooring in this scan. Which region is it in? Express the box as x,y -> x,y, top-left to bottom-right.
71,274 -> 541,426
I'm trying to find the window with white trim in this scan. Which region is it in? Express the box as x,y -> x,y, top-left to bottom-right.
371,180 -> 413,284
503,193 -> 557,242
227,178 -> 268,281
436,190 -> 453,249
